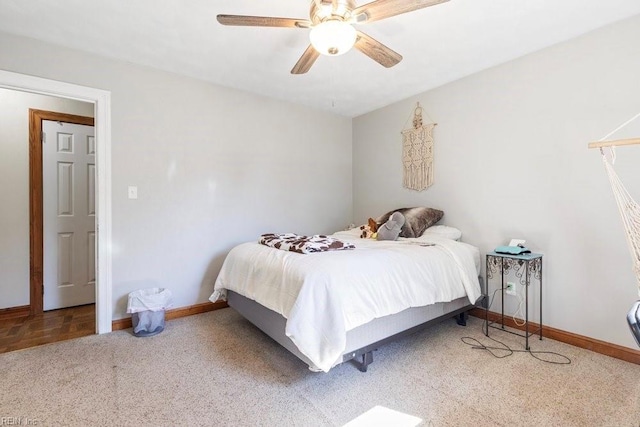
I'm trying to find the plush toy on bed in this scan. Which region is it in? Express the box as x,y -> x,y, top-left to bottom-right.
359,218 -> 379,239
376,211 -> 405,241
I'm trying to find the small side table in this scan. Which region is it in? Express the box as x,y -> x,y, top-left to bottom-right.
485,251 -> 543,350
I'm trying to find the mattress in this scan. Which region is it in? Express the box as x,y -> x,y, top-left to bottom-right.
211,233 -> 481,372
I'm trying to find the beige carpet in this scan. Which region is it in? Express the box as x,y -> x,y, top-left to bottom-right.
2,308 -> 639,426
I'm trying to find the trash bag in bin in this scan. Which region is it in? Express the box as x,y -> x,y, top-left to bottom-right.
127,288 -> 172,337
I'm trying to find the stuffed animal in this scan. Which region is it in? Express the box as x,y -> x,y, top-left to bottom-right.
376,211 -> 405,241
359,218 -> 379,239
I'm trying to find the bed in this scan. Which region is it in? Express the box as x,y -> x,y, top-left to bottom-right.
209,227 -> 483,373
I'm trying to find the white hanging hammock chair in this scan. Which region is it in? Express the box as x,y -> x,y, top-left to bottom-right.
588,112 -> 640,346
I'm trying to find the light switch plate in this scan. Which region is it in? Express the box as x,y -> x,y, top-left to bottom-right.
128,186 -> 138,199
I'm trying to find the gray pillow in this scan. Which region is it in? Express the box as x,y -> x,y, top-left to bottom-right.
376,207 -> 444,238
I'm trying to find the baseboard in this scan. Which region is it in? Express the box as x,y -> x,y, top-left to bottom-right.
0,305 -> 31,320
469,308 -> 640,365
112,301 -> 228,331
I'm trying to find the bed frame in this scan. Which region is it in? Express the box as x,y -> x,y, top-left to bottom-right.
227,286 -> 483,372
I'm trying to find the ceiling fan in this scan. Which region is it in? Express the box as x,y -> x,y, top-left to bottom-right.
217,0 -> 450,74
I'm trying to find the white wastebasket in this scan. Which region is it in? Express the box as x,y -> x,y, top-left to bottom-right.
126,288 -> 173,337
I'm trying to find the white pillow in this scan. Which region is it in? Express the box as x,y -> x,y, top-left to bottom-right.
420,225 -> 462,241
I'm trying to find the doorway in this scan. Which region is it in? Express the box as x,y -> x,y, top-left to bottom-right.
0,69 -> 113,333
29,110 -> 96,312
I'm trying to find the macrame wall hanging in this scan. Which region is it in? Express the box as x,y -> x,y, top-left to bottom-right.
401,102 -> 437,191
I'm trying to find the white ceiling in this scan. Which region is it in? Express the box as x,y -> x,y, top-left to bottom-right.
1,0 -> 639,117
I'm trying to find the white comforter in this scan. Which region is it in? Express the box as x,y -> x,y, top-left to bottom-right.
210,233 -> 481,372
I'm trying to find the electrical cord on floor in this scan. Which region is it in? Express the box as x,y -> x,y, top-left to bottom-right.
461,288 -> 572,365
512,291 -> 526,327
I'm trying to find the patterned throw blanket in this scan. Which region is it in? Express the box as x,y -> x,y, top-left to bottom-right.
259,233 -> 355,254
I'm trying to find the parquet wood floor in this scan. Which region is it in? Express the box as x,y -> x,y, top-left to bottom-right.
0,304 -> 95,354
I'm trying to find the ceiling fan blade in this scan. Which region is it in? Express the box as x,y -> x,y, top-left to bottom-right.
291,45 -> 320,74
353,0 -> 449,24
354,31 -> 402,68
217,15 -> 311,29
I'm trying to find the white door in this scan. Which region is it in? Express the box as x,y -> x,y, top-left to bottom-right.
43,120 -> 96,311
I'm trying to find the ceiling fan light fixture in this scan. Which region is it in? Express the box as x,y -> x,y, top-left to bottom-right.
309,19 -> 356,56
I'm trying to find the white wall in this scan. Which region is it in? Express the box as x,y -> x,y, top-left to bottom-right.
0,32 -> 353,319
0,89 -> 93,309
353,15 -> 640,350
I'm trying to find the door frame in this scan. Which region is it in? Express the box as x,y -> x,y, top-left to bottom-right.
0,69 -> 113,334
29,110 -> 95,314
